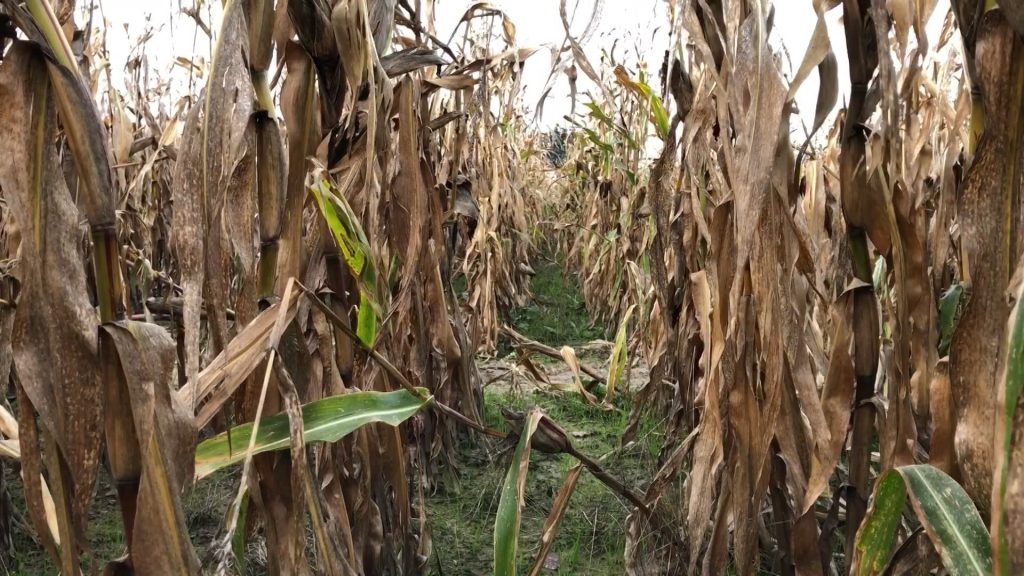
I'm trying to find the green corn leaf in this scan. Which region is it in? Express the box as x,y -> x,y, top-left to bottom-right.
938,282 -> 965,357
583,100 -> 637,148
357,292 -> 378,349
494,409 -> 542,576
872,256 -> 887,294
582,127 -> 613,152
310,178 -> 368,276
650,93 -> 670,139
195,389 -> 430,479
853,464 -> 993,576
994,278 -> 1024,575
629,79 -> 669,139
584,101 -> 615,129
853,471 -> 906,576
900,465 -> 992,575
310,177 -> 380,346
612,67 -> 669,140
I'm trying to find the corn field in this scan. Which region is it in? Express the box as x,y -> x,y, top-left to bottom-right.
0,0 -> 1023,574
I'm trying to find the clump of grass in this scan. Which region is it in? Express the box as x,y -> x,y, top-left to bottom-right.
503,253 -> 604,353
4,466 -> 128,574
3,467 -> 241,575
426,243 -> 661,574
427,390 -> 661,576
513,256 -> 604,346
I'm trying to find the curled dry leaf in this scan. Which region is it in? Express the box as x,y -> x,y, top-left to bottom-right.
100,321 -> 201,574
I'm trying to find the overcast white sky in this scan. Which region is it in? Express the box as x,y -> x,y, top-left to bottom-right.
91,0 -> 951,133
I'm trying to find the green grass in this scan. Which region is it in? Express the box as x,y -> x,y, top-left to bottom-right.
505,256 -> 604,351
429,251 -> 660,574
3,466 -> 239,575
3,466 -> 129,574
426,390 -> 663,576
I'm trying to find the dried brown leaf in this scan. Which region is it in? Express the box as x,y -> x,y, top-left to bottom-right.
173,0 -> 254,395
100,322 -> 201,574
526,465 -> 583,576
802,291 -> 856,513
178,297 -> 300,428
0,42 -> 102,535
